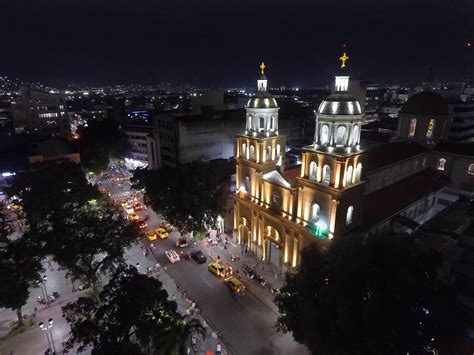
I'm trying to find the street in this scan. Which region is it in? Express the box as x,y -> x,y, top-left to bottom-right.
100,170 -> 308,355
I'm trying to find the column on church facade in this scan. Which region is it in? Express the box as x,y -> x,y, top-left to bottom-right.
292,235 -> 299,268
233,200 -> 240,243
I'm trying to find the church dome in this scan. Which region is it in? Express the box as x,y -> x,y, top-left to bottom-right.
247,92 -> 278,109
318,93 -> 362,115
400,91 -> 449,116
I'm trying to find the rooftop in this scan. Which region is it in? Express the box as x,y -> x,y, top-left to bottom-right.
365,141 -> 429,172
361,169 -> 449,228
400,90 -> 449,116
435,142 -> 474,157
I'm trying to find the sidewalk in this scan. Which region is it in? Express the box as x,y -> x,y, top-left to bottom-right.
197,233 -> 285,315
138,242 -> 230,355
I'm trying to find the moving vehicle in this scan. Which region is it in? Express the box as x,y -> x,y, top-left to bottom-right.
208,262 -> 225,277
191,250 -> 207,264
145,230 -> 157,241
129,212 -> 139,222
120,199 -> 128,207
155,227 -> 169,239
225,276 -> 245,295
165,250 -> 180,263
138,220 -> 148,229
133,203 -> 142,211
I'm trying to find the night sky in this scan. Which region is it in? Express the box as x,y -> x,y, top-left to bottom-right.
1,0 -> 473,87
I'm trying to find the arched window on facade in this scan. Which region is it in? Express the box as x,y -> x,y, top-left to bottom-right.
276,144 -> 281,157
249,145 -> 256,160
311,203 -> 320,222
259,117 -> 265,132
409,118 -> 417,137
346,206 -> 354,225
266,146 -> 271,161
244,176 -> 250,192
322,165 -> 331,186
468,164 -> 474,175
320,125 -> 329,145
355,163 -> 362,182
241,143 -> 247,158
335,125 -> 346,145
437,158 -> 446,171
352,125 -> 359,145
426,119 -> 435,140
309,161 -> 317,181
345,165 -> 353,186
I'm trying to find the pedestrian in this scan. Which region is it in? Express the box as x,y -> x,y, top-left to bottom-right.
216,343 -> 222,355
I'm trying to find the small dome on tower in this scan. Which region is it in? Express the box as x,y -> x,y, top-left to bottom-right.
247,93 -> 278,109
400,91 -> 449,116
318,93 -> 362,115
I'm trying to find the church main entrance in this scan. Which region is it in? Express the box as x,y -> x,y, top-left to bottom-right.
264,226 -> 281,269
266,239 -> 280,268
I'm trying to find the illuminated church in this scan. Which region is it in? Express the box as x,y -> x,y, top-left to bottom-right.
233,54 -> 473,271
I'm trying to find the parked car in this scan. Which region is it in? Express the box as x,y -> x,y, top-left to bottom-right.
133,203 -> 142,211
120,199 -> 128,207
208,262 -> 225,277
155,227 -> 169,239
165,250 -> 180,263
146,230 -> 157,241
191,250 -> 207,264
138,220 -> 148,229
225,276 -> 245,295
176,237 -> 189,248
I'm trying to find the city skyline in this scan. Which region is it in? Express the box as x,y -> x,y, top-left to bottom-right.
1,0 -> 473,86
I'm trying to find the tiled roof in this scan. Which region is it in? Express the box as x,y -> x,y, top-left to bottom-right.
435,142 -> 474,157
361,169 -> 449,228
365,141 -> 429,172
282,166 -> 300,187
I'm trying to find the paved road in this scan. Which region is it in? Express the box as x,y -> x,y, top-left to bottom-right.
100,170 -> 309,355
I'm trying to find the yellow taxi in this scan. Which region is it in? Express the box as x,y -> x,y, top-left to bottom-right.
155,227 -> 169,239
145,230 -> 157,241
224,276 -> 245,295
129,212 -> 139,222
208,262 -> 225,278
120,199 -> 128,207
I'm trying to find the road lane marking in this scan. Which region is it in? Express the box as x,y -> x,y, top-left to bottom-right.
203,278 -> 213,288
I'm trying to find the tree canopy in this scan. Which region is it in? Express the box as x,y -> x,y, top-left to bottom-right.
0,238 -> 43,325
62,266 -> 184,354
77,118 -> 127,173
132,160 -> 232,235
275,233 -> 452,355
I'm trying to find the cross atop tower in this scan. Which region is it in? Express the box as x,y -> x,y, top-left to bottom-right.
260,62 -> 266,75
339,52 -> 349,69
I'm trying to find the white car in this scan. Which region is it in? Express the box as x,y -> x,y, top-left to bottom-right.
165,250 -> 180,263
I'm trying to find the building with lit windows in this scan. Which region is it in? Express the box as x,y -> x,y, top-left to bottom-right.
233,56 -> 473,271
13,88 -> 70,137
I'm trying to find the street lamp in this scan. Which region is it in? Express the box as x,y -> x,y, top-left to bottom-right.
39,322 -> 52,353
48,318 -> 57,354
43,275 -> 50,306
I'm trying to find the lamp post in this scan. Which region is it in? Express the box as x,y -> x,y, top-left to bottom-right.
47,318 -> 57,354
42,275 -> 51,306
39,322 -> 52,352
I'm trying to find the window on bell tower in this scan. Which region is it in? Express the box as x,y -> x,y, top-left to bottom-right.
309,161 -> 317,181
409,118 -> 417,137
320,125 -> 329,145
259,117 -> 265,132
322,165 -> 331,186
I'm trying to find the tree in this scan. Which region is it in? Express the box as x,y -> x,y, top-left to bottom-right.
0,200 -> 15,244
131,160 -> 231,236
0,239 -> 43,326
77,118 -> 127,173
6,161 -> 100,234
46,208 -> 139,291
275,233 -> 446,355
62,266 -> 185,354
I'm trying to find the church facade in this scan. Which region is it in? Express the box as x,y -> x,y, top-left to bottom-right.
233,56 -> 367,271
